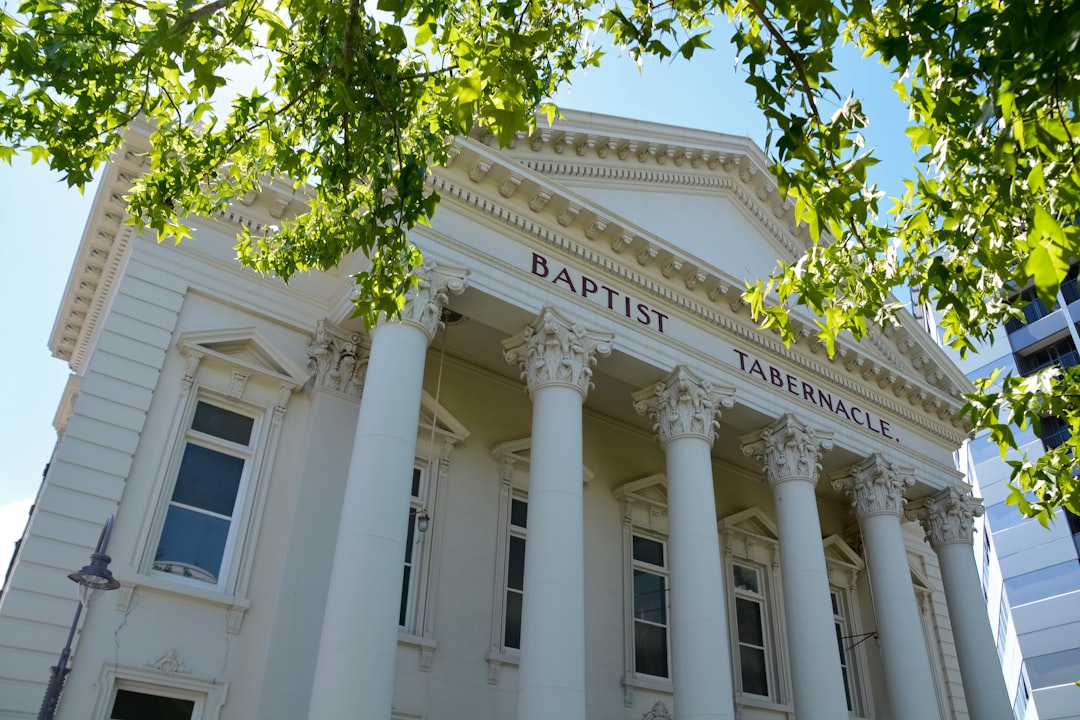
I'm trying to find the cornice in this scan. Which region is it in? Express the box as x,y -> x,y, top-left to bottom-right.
429,152 -> 970,445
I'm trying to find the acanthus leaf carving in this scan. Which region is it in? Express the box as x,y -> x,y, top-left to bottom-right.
632,365 -> 735,447
912,486 -> 984,549
307,320 -> 369,398
502,306 -> 613,398
831,453 -> 914,518
740,414 -> 833,487
387,258 -> 469,341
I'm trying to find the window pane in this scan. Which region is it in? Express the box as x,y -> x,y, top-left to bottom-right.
1027,647 -> 1080,689
1004,561 -> 1080,606
510,499 -> 528,529
508,536 -> 526,591
399,565 -> 411,627
191,402 -> 253,445
633,570 -> 666,624
986,501 -> 1029,532
155,506 -> 229,583
632,536 -> 664,566
739,645 -> 769,696
111,689 -> 195,720
411,467 -> 422,498
836,623 -> 854,711
736,596 -> 764,647
403,510 -> 416,564
732,564 -> 760,593
172,444 -> 244,516
634,622 -> 669,678
504,591 -> 522,649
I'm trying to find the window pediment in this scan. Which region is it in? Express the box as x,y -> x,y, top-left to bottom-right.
491,437 -> 594,488
178,328 -> 308,388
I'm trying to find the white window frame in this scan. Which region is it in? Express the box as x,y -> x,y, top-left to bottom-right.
630,532 -> 671,680
92,662 -> 228,720
130,331 -> 303,628
400,464 -> 431,633
614,474 -> 673,706
485,438 -> 592,685
822,534 -> 872,719
149,396 -> 262,590
719,509 -> 789,711
730,560 -> 775,700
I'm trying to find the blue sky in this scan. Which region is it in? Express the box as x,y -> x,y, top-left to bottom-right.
0,34 -> 914,556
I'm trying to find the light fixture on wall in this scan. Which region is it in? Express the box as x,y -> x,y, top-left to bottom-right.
38,514 -> 121,720
411,507 -> 430,534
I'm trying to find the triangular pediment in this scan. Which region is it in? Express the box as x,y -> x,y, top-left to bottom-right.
418,390 -> 470,445
178,328 -> 308,386
718,507 -> 779,542
613,473 -> 667,507
823,534 -> 865,571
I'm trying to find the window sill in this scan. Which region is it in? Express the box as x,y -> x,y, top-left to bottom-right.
621,673 -> 673,706
397,631 -> 438,672
484,650 -> 519,685
114,571 -> 250,633
735,695 -> 794,715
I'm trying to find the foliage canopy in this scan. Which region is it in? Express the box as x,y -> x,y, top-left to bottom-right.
2,0 -> 1079,521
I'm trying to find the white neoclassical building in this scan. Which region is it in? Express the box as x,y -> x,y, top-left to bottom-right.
1,111 -> 1013,720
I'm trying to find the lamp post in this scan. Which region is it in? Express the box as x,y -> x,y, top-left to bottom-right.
38,515 -> 121,720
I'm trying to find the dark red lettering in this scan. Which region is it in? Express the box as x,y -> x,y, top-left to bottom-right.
531,253 -> 549,278
636,303 -> 651,324
802,382 -> 816,402
850,407 -> 865,426
601,285 -> 618,310
581,275 -> 598,299
769,366 -> 784,388
552,268 -> 576,293
817,389 -> 833,412
834,399 -> 850,420
786,374 -> 799,395
624,296 -> 633,318
653,310 -> 668,333
735,349 -> 749,371
880,420 -> 893,440
749,360 -> 767,381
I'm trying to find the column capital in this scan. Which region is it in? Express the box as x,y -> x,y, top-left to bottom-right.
502,306 -> 613,398
912,487 -> 984,549
831,453 -> 915,519
307,319 -> 370,398
378,258 -> 469,342
632,365 -> 735,447
740,414 -> 833,487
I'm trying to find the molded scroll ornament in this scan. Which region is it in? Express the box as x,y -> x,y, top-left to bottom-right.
632,365 -> 735,446
503,306 -> 614,398
740,414 -> 834,487
912,487 -> 984,549
642,701 -> 672,720
387,258 -> 470,341
832,453 -> 915,519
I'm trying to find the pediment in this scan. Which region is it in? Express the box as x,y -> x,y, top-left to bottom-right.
177,328 -> 309,386
418,390 -> 470,445
613,473 -> 667,507
718,507 -> 779,542
491,437 -> 595,485
823,534 -> 865,571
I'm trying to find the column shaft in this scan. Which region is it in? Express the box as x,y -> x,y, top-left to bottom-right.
308,321 -> 428,719
918,489 -> 1013,720
937,541 -> 1013,720
517,384 -> 586,720
770,478 -> 850,719
860,513 -> 941,718
742,415 -> 848,720
665,435 -> 736,720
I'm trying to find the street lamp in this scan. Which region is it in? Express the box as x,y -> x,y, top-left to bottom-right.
38,515 -> 121,720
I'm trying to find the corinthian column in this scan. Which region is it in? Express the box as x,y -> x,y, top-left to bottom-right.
740,415 -> 848,720
632,366 -> 736,720
832,454 -> 939,719
503,307 -> 613,720
309,259 -> 468,720
915,488 -> 1013,720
